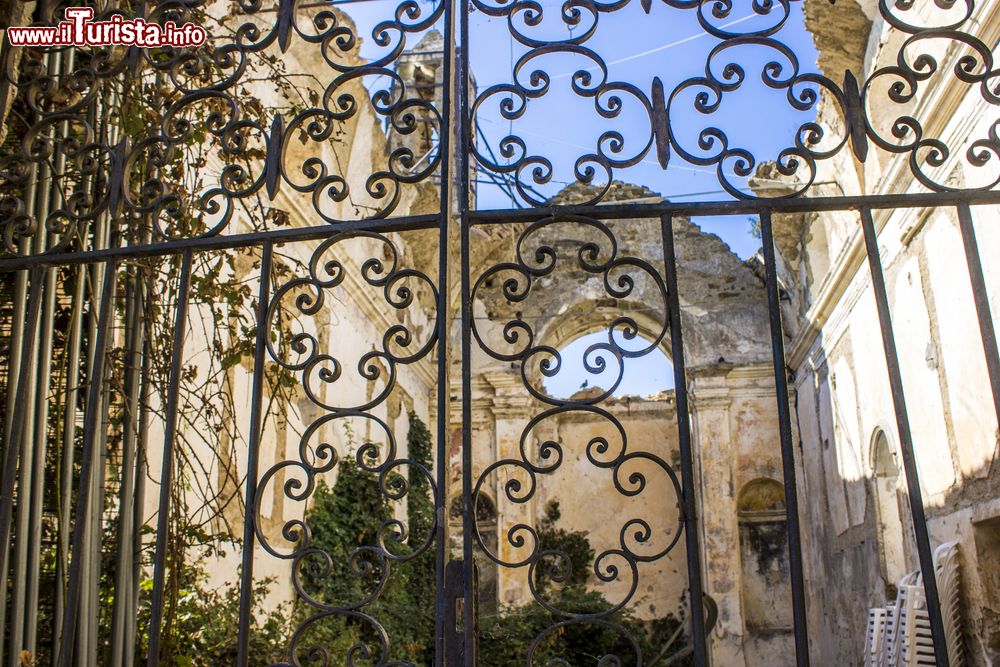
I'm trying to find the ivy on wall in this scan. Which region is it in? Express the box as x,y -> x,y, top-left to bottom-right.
293,412 -> 436,664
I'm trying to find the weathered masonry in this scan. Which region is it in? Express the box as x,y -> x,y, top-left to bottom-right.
0,0 -> 997,666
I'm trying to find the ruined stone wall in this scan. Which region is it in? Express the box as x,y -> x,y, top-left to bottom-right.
456,190 -> 794,664
786,0 -> 1000,663
463,361 -> 792,667
690,365 -> 794,666
466,382 -> 689,618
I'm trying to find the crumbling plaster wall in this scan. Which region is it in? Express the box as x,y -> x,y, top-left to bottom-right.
791,203 -> 1000,666
782,0 -> 1000,663
689,364 -> 794,666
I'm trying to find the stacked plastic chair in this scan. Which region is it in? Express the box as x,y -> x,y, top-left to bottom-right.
864,607 -> 890,666
935,542 -> 965,667
862,542 -> 964,666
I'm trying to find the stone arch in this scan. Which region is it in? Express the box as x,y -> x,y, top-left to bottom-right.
457,184 -> 774,375
869,428 -> 910,595
524,300 -> 676,398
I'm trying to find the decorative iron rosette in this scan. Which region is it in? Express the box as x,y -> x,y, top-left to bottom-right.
470,0 -> 1000,203
254,232 -> 438,666
471,215 -> 685,663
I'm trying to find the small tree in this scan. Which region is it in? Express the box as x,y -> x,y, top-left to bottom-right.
294,412 -> 437,664
479,500 -> 691,667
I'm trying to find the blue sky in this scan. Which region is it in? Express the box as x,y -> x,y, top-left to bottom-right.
542,331 -> 675,398
345,0 -> 818,260
467,0 -> 820,206
342,0 -> 819,392
463,0 -> 818,260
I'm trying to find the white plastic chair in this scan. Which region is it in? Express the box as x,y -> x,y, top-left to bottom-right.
861,541 -> 963,666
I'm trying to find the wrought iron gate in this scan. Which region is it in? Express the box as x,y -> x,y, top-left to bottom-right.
0,0 -> 997,665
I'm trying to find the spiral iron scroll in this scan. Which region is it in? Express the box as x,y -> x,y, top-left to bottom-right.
0,0 -> 444,256
471,215 -> 686,664
471,0 -> 1000,203
255,232 -> 438,666
0,0 -> 996,256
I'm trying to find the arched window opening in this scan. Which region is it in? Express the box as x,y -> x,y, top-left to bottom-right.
449,493 -> 499,615
541,330 -> 674,400
871,430 -> 909,596
737,478 -> 793,632
449,492 -> 496,524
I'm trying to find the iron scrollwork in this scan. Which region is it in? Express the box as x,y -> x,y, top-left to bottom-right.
471,0 -> 1000,203
255,231 -> 439,666
471,215 -> 686,663
0,0 -> 446,257
863,27 -> 1000,191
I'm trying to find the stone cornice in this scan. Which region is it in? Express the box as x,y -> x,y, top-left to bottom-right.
479,371 -> 538,418
787,0 -> 998,369
689,363 -> 777,408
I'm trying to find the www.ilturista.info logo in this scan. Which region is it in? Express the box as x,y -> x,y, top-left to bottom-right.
7,8 -> 207,48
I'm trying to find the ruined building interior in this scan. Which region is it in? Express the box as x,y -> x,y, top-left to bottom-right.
199,0 -> 1000,663
0,0 -> 997,665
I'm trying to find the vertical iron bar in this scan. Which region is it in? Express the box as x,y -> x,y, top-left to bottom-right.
457,0 -> 475,659
435,0 -> 455,661
235,241 -> 273,667
86,77 -> 121,667
125,221 -> 155,667
0,267 -> 44,663
28,48 -> 72,659
955,204 -> 1000,426
0,173 -> 38,667
0,281 -> 23,665
53,262 -> 87,662
22,257 -> 55,663
24,92 -> 62,654
144,248 -> 194,667
858,207 -> 949,666
660,214 -> 709,666
127,333 -> 154,667
109,263 -> 146,667
758,211 -> 810,666
55,257 -> 118,667
7,267 -> 42,667
76,97 -> 108,667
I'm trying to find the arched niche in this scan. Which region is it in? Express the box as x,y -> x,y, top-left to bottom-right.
737,478 -> 793,631
870,429 -> 911,596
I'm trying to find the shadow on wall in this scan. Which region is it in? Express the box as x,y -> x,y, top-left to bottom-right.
798,381 -> 1000,666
